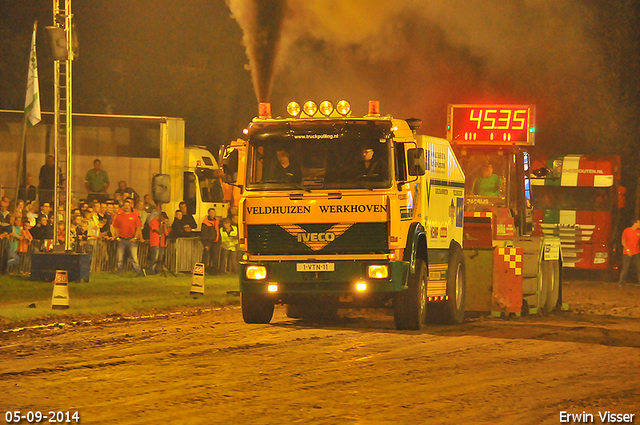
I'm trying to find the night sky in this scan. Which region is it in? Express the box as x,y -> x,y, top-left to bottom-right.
1,1 -> 639,165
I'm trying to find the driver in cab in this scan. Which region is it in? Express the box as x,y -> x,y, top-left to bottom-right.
472,163 -> 501,196
265,148 -> 301,183
354,147 -> 386,180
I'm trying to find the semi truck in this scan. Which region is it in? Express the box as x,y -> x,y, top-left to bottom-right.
447,104 -> 563,315
222,100 -> 467,330
529,154 -> 624,278
155,118 -> 228,228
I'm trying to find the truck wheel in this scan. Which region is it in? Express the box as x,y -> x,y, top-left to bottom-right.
442,246 -> 466,324
241,293 -> 275,324
537,261 -> 549,313
543,260 -> 560,312
394,259 -> 427,330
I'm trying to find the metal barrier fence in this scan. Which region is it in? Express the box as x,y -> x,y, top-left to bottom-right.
0,237 -> 209,276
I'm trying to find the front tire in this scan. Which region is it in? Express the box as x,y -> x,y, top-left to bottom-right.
241,293 -> 275,324
394,259 -> 427,330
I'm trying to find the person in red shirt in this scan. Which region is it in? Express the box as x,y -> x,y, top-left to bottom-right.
113,200 -> 144,277
147,212 -> 170,275
618,219 -> 640,287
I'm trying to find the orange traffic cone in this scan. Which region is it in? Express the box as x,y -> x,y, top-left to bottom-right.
51,270 -> 70,310
190,262 -> 205,295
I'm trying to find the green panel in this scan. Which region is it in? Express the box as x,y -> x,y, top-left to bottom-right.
543,209 -> 560,224
463,248 -> 493,312
247,222 -> 388,254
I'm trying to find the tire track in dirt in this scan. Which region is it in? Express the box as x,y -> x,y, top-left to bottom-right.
2,305 -> 639,424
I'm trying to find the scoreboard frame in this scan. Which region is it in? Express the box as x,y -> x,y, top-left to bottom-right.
447,104 -> 535,146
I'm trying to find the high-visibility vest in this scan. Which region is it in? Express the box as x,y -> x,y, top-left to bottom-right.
220,226 -> 238,251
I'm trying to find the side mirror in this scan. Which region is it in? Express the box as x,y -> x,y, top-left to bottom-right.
220,146 -> 239,184
152,174 -> 171,204
407,148 -> 426,176
531,167 -> 550,178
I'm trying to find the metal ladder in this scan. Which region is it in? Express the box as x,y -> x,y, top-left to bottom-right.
52,0 -> 74,251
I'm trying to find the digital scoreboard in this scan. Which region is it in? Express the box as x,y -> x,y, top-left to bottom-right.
447,104 -> 535,146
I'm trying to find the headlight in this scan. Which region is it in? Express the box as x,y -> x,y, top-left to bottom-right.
367,265 -> 388,279
246,265 -> 267,280
303,100 -> 318,117
287,101 -> 301,117
336,100 -> 351,116
319,101 -> 334,117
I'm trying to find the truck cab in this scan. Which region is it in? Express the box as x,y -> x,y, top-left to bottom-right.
182,146 -> 228,229
529,154 -> 624,277
223,100 -> 467,330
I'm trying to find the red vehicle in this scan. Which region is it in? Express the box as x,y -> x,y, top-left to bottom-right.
529,154 -> 625,276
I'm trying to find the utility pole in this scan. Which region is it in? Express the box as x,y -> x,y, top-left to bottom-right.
48,0 -> 74,251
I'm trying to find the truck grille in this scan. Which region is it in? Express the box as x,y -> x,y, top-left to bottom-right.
540,223 -> 595,265
247,222 -> 388,254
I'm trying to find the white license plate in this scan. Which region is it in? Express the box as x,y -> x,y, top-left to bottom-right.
296,263 -> 335,272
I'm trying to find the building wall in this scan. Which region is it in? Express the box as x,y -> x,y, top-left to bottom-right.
1,110 -> 164,203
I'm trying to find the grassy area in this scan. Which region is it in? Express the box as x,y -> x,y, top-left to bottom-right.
0,272 -> 240,325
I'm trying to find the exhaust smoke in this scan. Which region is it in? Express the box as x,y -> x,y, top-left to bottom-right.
227,0 -> 287,103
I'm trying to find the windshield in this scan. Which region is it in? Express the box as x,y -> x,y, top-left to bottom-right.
456,151 -> 510,211
246,120 -> 392,190
531,186 -> 611,211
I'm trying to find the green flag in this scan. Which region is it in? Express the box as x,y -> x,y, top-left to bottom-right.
25,21 -> 41,127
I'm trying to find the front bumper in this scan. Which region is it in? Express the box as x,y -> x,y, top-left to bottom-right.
239,259 -> 408,295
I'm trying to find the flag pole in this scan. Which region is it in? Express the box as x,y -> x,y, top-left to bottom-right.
15,111 -> 28,207
16,20 -> 41,209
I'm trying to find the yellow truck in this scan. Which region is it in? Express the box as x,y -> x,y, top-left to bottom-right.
222,100 -> 466,330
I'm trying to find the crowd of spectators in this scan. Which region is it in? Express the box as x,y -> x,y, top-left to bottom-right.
1,157 -> 239,275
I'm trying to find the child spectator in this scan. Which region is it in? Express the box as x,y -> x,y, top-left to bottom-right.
0,215 -> 22,270
19,218 -> 33,254
83,210 -> 99,239
147,212 -> 170,275
14,199 -> 25,216
69,214 -> 82,241
169,210 -> 185,238
25,202 -> 38,227
219,217 -> 238,274
76,220 -> 89,243
57,222 -> 65,245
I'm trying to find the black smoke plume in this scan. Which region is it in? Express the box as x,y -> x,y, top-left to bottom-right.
228,0 -> 287,103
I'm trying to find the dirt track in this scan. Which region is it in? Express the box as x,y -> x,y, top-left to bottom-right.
2,280 -> 639,424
